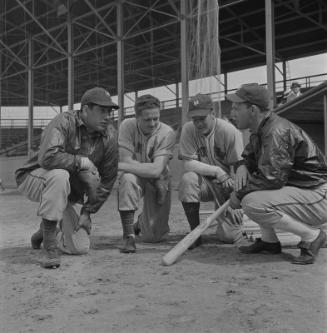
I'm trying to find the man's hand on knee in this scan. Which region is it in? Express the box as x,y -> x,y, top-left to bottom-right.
79,157 -> 98,173
226,207 -> 243,225
229,191 -> 241,209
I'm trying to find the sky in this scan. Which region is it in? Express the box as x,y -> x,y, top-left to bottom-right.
1,53 -> 327,122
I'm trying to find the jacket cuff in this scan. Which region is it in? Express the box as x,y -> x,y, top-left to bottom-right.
233,159 -> 248,171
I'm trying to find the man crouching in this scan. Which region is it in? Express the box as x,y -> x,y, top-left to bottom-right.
15,87 -> 118,268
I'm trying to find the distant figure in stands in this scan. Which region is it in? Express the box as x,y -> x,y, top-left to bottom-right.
15,87 -> 119,269
227,83 -> 327,265
284,81 -> 302,103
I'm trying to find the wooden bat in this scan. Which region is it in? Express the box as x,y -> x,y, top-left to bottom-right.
162,200 -> 230,266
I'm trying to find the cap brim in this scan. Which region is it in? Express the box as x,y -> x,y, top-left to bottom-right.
188,109 -> 211,117
225,93 -> 246,103
97,101 -> 119,109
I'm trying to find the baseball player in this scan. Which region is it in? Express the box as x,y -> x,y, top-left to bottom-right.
227,83 -> 327,264
118,94 -> 176,253
15,87 -> 118,268
179,93 -> 245,249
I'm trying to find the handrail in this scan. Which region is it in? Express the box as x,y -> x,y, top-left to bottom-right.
1,72 -> 326,129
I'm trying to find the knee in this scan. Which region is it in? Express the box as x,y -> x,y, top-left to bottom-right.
48,169 -> 70,186
119,173 -> 140,195
120,172 -> 138,186
242,192 -> 270,223
179,171 -> 198,188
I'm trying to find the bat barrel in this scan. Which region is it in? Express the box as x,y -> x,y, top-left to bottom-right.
161,200 -> 230,266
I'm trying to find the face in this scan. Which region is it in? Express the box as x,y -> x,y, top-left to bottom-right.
137,107 -> 160,135
230,102 -> 253,130
292,86 -> 300,93
191,112 -> 215,135
81,104 -> 113,133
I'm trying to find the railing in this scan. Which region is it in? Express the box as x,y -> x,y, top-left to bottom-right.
1,72 -> 326,129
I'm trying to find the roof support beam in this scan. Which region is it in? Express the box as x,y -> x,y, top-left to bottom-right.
278,0 -> 327,32
84,0 -> 116,39
0,40 -> 27,69
67,0 -> 74,110
180,0 -> 188,125
27,34 -> 34,157
15,0 -> 67,55
265,0 -> 276,108
117,0 -> 125,125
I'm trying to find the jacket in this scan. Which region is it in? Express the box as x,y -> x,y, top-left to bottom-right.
15,111 -> 118,214
236,112 -> 327,199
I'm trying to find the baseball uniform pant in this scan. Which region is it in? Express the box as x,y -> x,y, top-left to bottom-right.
18,167 -> 100,221
118,172 -> 170,242
179,171 -> 244,244
242,184 -> 327,231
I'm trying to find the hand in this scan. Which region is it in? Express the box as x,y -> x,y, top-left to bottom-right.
229,191 -> 241,210
215,172 -> 234,190
234,165 -> 250,191
221,177 -> 234,190
226,207 -> 243,225
80,157 -> 97,172
76,211 -> 92,235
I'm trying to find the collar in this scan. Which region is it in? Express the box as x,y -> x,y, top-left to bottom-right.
256,110 -> 273,135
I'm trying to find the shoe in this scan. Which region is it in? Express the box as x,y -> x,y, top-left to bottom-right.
120,236 -> 136,253
134,221 -> 141,236
238,238 -> 281,254
292,230 -> 326,265
31,222 -> 43,249
188,236 -> 202,250
41,246 -> 61,269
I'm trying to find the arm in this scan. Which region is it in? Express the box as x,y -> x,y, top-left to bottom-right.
119,147 -> 169,179
183,159 -> 230,183
37,114 -> 81,172
236,129 -> 293,200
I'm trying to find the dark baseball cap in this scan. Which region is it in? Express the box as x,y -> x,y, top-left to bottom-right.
81,87 -> 119,109
135,94 -> 160,113
188,93 -> 213,117
226,83 -> 269,110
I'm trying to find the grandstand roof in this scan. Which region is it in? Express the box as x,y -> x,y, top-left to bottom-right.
1,0 -> 327,106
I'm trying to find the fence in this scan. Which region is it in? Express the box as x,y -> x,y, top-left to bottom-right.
1,72 -> 326,130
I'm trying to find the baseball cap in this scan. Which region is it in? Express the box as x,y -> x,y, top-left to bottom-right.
135,94 -> 160,113
226,83 -> 269,110
188,93 -> 213,117
81,87 -> 119,109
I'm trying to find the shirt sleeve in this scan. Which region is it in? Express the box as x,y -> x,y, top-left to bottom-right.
237,128 -> 293,199
37,114 -> 80,172
118,119 -> 135,154
152,127 -> 176,160
178,123 -> 199,161
222,122 -> 244,165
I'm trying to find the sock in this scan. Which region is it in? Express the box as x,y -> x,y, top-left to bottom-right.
33,221 -> 44,239
274,213 -> 319,243
182,202 -> 200,231
259,226 -> 279,243
42,219 -> 58,249
119,210 -> 135,238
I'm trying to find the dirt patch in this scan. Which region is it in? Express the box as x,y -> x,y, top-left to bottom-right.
0,189 -> 326,333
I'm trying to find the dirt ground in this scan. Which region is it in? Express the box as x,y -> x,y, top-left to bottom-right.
0,188 -> 326,333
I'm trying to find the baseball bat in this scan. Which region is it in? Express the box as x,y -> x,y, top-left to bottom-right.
161,199 -> 230,266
